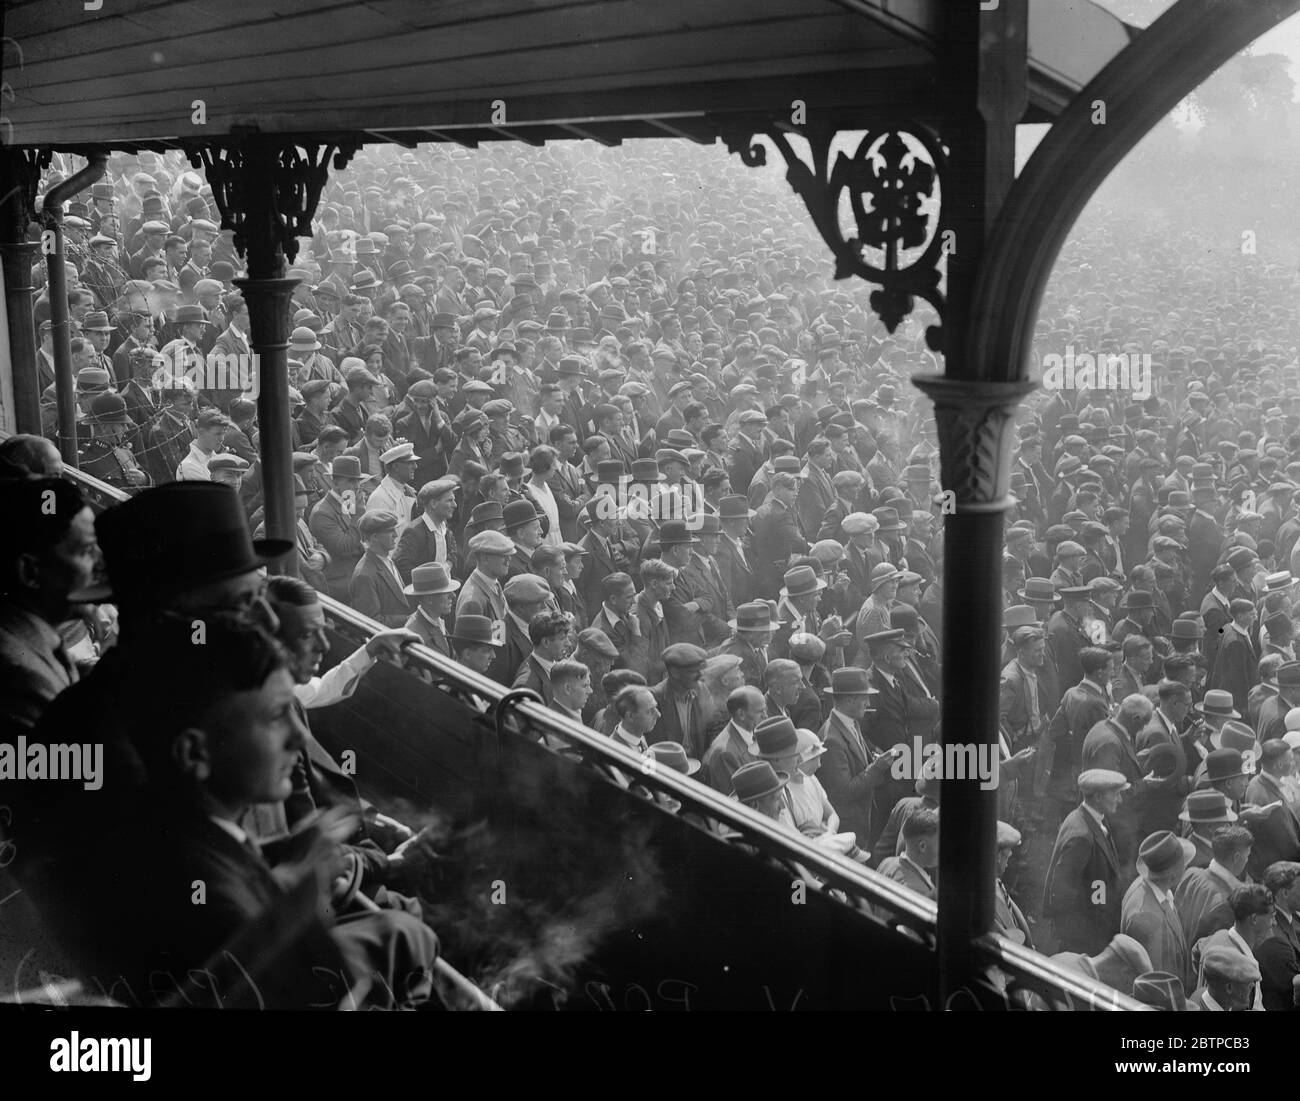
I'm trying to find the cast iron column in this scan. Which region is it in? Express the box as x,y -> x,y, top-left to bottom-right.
924,0 -> 1028,1008
0,149 -> 50,434
192,136 -> 356,572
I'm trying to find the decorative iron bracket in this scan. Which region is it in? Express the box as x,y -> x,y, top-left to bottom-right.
187,137 -> 359,264
720,119 -> 948,351
0,146 -> 53,224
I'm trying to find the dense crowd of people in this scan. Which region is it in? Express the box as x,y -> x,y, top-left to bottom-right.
2,138 -> 1299,1010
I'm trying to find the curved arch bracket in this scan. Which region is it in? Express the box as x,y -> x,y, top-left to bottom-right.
720,119 -> 948,350
967,0 -> 1300,384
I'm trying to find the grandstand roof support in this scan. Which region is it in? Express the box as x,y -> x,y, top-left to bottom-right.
188,135 -> 358,569
0,148 -> 52,435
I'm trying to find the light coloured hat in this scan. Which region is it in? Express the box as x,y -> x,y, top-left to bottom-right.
841,512 -> 878,536
1078,768 -> 1130,795
467,530 -> 516,556
380,440 -> 416,464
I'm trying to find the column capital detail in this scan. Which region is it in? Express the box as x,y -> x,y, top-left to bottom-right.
912,374 -> 1036,510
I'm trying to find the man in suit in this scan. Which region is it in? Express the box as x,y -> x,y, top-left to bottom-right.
1188,484 -> 1225,598
456,530 -> 514,624
1193,944 -> 1266,1012
994,822 -> 1035,948
716,494 -> 757,606
1257,860 -> 1300,1011
1000,625 -> 1052,752
631,559 -> 676,684
1043,769 -> 1129,955
864,627 -> 940,752
0,479 -> 93,740
395,379 -> 456,486
752,474 -> 810,594
877,807 -> 939,900
204,294 -> 254,413
1040,646 -> 1114,826
349,511 -> 412,627
402,562 -> 459,657
677,514 -> 734,647
1121,830 -> 1195,989
589,572 -> 641,670
1243,739 -> 1300,878
1210,598 -> 1261,715
512,610 -> 572,706
701,685 -> 767,792
1047,586 -> 1097,691
648,643 -> 710,759
308,455 -> 367,601
818,666 -> 897,852
727,410 -> 767,503
796,439 -> 837,540
577,500 -> 625,615
486,573 -> 551,687
392,477 -> 458,584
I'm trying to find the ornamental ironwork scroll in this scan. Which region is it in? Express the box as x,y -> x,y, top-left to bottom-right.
721,121 -> 948,351
187,140 -> 358,264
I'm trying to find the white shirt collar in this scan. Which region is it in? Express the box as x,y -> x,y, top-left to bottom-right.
1082,801 -> 1108,832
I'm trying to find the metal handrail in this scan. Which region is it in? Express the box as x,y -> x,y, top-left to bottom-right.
44,455 -> 1145,1008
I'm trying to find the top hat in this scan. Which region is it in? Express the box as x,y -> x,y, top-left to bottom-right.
404,562 -> 461,597
76,483 -> 292,604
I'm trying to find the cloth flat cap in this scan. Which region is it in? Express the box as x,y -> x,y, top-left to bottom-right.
1200,946 -> 1260,984
1078,768 -> 1130,794
467,531 -> 516,556
503,574 -> 551,603
207,454 -> 249,473
576,628 -> 619,659
663,643 -> 708,669
995,821 -> 1022,849
358,510 -> 398,537
842,512 -> 879,536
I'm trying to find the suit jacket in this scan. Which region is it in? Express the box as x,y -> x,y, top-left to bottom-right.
796,463 -> 836,541
512,652 -> 554,706
1038,679 -> 1111,802
0,607 -> 78,739
1046,610 -> 1092,691
752,497 -> 808,593
648,680 -> 709,760
394,408 -> 455,486
1175,863 -> 1239,947
1044,805 -> 1123,954
484,613 -> 529,688
726,434 -> 764,498
348,552 -> 412,627
391,514 -> 457,584
577,531 -> 620,615
1121,877 -> 1192,989
818,709 -> 889,851
716,533 -> 756,606
630,593 -> 671,683
1243,771 -> 1300,880
1257,908 -> 1300,1011
677,552 -> 732,646
999,658 -> 1050,750
702,721 -> 754,793
1209,627 -> 1258,716
877,855 -> 935,900
309,493 -> 364,599
456,568 -> 507,623
81,803 -> 351,1009
1187,509 -> 1225,597
404,608 -> 451,657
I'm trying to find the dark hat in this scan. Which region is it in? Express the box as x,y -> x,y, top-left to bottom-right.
730,601 -> 779,632
663,643 -> 708,669
1178,789 -> 1238,825
502,499 -> 541,532
87,392 -> 133,424
358,510 -> 398,537
729,761 -> 790,801
780,565 -> 826,599
749,717 -> 800,760
1137,831 -> 1196,878
657,520 -> 700,546
828,666 -> 878,697
1120,590 -> 1155,611
630,458 -> 665,483
330,455 -> 363,480
719,495 -> 756,521
865,628 -> 908,657
1170,618 -> 1204,640
77,483 -> 292,604
451,614 -> 505,648
1131,972 -> 1188,1012
1204,748 -> 1250,784
872,506 -> 904,531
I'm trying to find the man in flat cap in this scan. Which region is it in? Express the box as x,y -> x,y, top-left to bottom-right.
349,510 -> 411,627
495,574 -> 553,686
1195,943 -> 1264,1011
1044,768 -> 1130,954
649,643 -> 710,759
392,477 -> 458,584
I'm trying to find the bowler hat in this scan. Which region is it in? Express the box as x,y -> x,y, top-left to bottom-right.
78,483 -> 292,604
719,495 -> 756,520
503,499 -> 541,532
1170,618 -> 1204,640
657,520 -> 699,546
